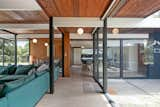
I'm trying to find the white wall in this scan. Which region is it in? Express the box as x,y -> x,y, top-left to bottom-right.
73,48 -> 82,65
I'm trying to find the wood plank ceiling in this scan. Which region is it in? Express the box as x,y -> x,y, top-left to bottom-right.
1,0 -> 160,34
37,0 -> 112,17
108,0 -> 160,34
0,11 -> 48,23
115,0 -> 160,17
37,0 -> 112,33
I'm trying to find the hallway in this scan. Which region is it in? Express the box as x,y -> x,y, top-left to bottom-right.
36,65 -> 110,107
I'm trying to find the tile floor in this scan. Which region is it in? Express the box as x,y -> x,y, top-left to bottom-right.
36,65 -> 110,107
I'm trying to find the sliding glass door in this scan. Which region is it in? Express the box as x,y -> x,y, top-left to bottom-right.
123,40 -> 147,78
107,40 -> 120,78
107,39 -> 147,78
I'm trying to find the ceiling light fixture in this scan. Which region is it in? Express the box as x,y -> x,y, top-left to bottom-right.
112,28 -> 119,34
32,39 -> 37,44
77,28 -> 84,35
44,42 -> 49,47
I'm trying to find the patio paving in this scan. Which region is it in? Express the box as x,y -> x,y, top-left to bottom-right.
108,79 -> 160,107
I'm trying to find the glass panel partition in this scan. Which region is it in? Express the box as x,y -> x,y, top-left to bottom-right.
0,39 -> 3,65
123,40 -> 147,78
107,40 -> 120,78
98,29 -> 103,86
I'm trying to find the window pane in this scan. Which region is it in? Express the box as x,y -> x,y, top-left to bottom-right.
17,40 -> 29,65
4,40 -> 15,66
123,40 -> 147,78
107,40 -> 120,78
98,30 -> 103,86
0,39 -> 3,65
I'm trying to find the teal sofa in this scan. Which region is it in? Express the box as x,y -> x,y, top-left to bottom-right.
0,63 -> 61,107
0,69 -> 49,107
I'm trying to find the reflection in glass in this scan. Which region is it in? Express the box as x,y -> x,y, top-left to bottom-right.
107,40 -> 120,78
123,40 -> 147,77
98,41 -> 103,86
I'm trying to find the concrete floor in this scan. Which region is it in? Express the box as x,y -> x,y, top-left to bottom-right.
108,79 -> 160,107
36,65 -> 110,107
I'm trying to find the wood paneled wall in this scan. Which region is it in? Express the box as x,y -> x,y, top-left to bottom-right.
30,38 -> 62,64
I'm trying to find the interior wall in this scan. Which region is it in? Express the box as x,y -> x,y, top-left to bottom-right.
124,45 -> 138,72
72,48 -> 81,65
29,38 -> 62,64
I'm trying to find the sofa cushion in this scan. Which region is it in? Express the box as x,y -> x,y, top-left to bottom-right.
37,64 -> 49,72
28,68 -> 36,75
0,66 -> 9,75
23,74 -> 35,84
15,65 -> 34,75
0,65 -> 16,75
35,70 -> 47,77
0,74 -> 35,97
0,78 -> 25,97
7,65 -> 16,75
0,84 -> 4,98
0,75 -> 27,83
0,66 -> 4,74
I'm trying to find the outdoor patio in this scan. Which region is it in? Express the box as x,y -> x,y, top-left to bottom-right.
108,79 -> 160,107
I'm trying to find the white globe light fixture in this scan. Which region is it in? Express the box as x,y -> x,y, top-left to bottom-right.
112,28 -> 119,34
32,39 -> 37,44
44,42 -> 49,47
77,28 -> 84,35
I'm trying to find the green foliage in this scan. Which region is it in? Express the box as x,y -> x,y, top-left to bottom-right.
17,42 -> 29,63
0,39 -> 29,65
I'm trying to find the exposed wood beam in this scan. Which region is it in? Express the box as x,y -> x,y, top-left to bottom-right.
0,17 -> 103,29
53,17 -> 103,27
0,24 -> 48,30
1,17 -> 160,29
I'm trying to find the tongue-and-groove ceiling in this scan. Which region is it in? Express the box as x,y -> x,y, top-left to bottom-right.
1,0 -> 160,34
115,0 -> 160,17
37,0 -> 112,17
0,11 -> 48,23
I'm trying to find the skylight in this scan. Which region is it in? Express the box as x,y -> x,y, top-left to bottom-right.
146,10 -> 160,18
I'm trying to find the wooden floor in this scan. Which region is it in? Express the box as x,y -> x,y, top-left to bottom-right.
36,65 -> 110,107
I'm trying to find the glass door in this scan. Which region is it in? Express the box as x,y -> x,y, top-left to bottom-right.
123,40 -> 147,78
107,40 -> 120,78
